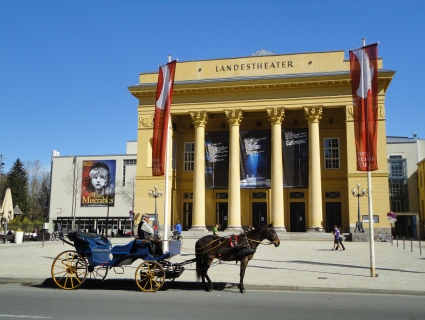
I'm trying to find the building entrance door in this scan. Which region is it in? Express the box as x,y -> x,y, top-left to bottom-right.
183,202 -> 192,231
394,215 -> 418,238
290,202 -> 306,232
325,202 -> 342,232
216,202 -> 228,230
252,202 -> 267,228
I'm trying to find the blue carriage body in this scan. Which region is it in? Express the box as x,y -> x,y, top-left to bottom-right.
67,232 -> 180,268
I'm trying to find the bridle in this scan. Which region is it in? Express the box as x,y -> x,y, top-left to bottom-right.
264,226 -> 279,245
245,225 -> 279,246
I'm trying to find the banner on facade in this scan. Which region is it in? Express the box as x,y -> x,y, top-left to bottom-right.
282,128 -> 309,188
152,60 -> 177,176
239,130 -> 271,189
81,160 -> 116,207
205,131 -> 229,189
349,43 -> 379,171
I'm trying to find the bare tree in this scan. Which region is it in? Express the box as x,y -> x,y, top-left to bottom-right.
115,174 -> 136,212
115,174 -> 136,235
26,160 -> 50,219
62,158 -> 82,230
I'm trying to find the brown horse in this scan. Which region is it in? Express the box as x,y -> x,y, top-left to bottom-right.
195,223 -> 280,293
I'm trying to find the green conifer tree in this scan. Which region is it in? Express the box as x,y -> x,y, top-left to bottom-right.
7,159 -> 30,216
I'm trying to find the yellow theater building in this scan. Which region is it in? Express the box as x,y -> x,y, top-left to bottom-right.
128,49 -> 395,236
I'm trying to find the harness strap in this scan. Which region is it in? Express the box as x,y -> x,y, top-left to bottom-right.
245,238 -> 275,245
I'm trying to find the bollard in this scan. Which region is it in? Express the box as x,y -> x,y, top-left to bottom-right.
419,238 -> 422,256
403,236 -> 405,250
397,235 -> 399,247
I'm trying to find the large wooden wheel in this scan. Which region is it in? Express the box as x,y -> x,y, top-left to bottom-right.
135,261 -> 165,292
51,250 -> 87,290
85,264 -> 108,287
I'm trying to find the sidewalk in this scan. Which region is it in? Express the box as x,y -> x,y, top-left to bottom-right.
1,236 -> 424,295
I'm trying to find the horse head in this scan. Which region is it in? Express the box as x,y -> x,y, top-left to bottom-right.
265,223 -> 280,247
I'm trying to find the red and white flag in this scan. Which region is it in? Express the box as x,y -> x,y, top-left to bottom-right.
349,43 -> 379,171
152,60 -> 177,176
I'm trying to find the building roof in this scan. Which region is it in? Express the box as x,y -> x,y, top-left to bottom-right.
387,135 -> 419,144
250,49 -> 276,56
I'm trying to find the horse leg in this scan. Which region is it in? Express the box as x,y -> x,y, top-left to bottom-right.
199,261 -> 210,292
201,274 -> 207,291
204,273 -> 213,292
203,257 -> 214,292
239,257 -> 249,293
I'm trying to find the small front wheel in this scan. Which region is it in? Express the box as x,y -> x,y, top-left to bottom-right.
168,236 -> 174,242
135,261 -> 165,292
51,250 -> 87,290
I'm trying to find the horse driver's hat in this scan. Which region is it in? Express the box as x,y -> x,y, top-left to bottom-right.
142,213 -> 150,219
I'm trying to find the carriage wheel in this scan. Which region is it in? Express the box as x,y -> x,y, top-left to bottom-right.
51,250 -> 87,290
85,264 -> 108,287
135,261 -> 165,292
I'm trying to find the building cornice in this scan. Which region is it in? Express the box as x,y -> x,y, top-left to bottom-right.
129,70 -> 395,98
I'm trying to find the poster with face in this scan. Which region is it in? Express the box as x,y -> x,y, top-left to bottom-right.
81,160 -> 116,207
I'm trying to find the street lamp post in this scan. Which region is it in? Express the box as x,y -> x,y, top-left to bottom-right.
351,182 -> 367,233
148,185 -> 163,226
71,156 -> 77,231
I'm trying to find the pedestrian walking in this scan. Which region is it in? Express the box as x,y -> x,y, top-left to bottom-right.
331,225 -> 343,251
338,227 -> 345,251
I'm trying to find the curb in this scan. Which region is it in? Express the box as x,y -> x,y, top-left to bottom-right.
1,277 -> 424,296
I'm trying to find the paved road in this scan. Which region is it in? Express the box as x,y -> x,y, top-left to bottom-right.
1,285 -> 424,320
1,236 -> 424,295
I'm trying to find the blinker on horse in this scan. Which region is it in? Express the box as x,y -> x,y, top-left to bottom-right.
195,223 -> 280,293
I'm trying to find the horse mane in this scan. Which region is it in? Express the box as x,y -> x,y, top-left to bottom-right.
244,223 -> 273,238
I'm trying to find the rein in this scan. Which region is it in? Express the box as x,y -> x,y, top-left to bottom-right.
246,238 -> 275,245
195,238 -> 222,255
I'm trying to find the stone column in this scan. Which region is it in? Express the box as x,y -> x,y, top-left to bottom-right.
304,106 -> 324,232
189,111 -> 209,231
267,107 -> 286,231
225,109 -> 243,231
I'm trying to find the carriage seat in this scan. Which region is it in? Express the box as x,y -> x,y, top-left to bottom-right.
111,239 -> 151,256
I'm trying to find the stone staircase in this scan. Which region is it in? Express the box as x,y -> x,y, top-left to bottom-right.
176,230 -> 334,241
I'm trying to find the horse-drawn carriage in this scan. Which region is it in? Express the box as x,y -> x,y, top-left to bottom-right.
51,232 -> 189,292
51,224 -> 280,293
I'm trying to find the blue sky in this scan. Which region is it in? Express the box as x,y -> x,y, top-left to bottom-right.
1,0 -> 424,172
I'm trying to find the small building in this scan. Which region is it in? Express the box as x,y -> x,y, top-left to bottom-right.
387,134 -> 425,238
48,142 -> 137,236
418,158 -> 425,238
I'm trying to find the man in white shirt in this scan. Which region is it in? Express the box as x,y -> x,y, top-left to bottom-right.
137,213 -> 163,255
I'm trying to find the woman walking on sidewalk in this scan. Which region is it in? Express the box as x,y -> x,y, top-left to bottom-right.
338,227 -> 345,251
331,225 -> 343,251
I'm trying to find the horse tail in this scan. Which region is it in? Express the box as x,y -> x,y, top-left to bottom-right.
195,251 -> 203,281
